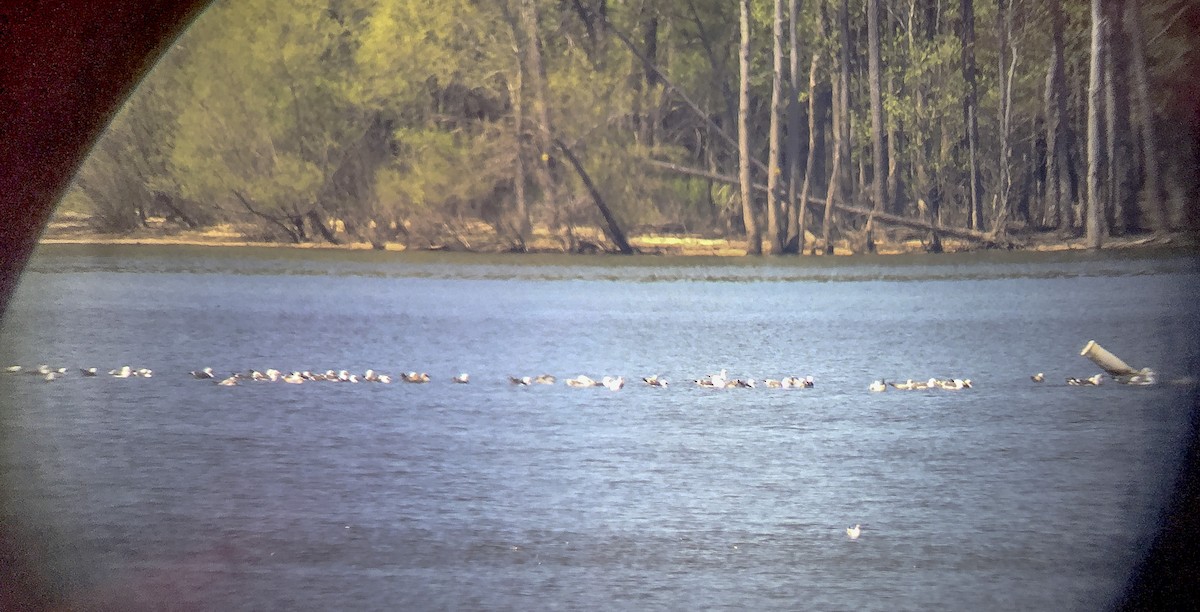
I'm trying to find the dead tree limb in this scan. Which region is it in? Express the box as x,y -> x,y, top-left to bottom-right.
232,190 -> 302,243
305,210 -> 341,245
554,138 -> 636,254
643,159 -> 1010,246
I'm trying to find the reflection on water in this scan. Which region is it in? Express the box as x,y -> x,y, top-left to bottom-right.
1,244 -> 1198,611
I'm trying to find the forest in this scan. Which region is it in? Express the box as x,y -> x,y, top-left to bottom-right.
59,0 -> 1200,254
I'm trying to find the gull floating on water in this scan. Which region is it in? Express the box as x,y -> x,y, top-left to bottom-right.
868,380 -> 887,393
846,524 -> 861,540
696,369 -> 728,388
1031,372 -> 1044,383
782,375 -> 813,388
565,375 -> 598,387
601,375 -> 625,391
1067,374 -> 1104,386
452,373 -> 470,384
936,378 -> 970,390
643,375 -> 668,387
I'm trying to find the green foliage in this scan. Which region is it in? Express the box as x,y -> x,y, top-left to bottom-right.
61,0 -> 1200,244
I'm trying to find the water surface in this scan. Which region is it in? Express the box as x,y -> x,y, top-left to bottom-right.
2,245 -> 1198,610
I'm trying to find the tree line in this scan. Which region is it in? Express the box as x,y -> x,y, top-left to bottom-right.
63,0 -> 1199,253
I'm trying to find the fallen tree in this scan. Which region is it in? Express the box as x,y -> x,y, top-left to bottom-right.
643,158 -> 1015,248
594,7 -> 1017,251
554,138 -> 637,254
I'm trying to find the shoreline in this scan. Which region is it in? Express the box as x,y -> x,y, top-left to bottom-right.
37,219 -> 1195,257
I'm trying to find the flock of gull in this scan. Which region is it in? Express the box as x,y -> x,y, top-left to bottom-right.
7,363 -> 1123,391
4,364 -> 152,381
4,365 -> 821,391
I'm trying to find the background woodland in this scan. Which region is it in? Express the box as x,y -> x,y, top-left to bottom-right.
62,0 -> 1200,253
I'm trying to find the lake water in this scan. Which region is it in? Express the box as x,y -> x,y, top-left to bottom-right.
2,244 -> 1198,610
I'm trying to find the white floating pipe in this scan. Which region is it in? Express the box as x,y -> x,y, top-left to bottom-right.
1080,340 -> 1138,376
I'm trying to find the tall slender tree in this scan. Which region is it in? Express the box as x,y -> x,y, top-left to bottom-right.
518,0 -> 566,245
1102,0 -> 1136,234
993,0 -> 1015,234
1124,0 -> 1166,232
797,37 -> 822,255
500,2 -> 531,249
1043,0 -> 1070,230
960,0 -> 983,230
784,0 -> 803,253
865,0 -> 885,252
1086,0 -> 1106,249
766,0 -> 786,253
822,0 -> 850,254
739,0 -> 762,254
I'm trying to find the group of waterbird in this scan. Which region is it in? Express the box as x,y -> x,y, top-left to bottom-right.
6,364 -> 824,391
1037,372 -> 1106,386
868,377 -> 973,392
693,369 -> 815,389
490,372 -> 816,391
5,364 -> 152,382
185,367 -> 449,386
4,363 -> 1148,392
514,374 -> 628,390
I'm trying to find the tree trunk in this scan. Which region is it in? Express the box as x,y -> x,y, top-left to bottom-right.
1086,0 -> 1106,249
553,138 -> 635,254
886,72 -> 899,215
796,46 -> 821,255
1043,0 -> 1068,230
499,2 -> 532,249
635,7 -> 660,145
822,73 -> 840,255
1124,0 -> 1167,232
766,0 -> 786,254
865,0 -> 885,252
306,210 -> 340,245
739,0 -> 762,255
517,0 -> 565,242
1103,0 -> 1137,234
784,0 -> 803,253
993,0 -> 1015,235
510,73 -> 531,249
960,0 -> 983,231
823,0 -> 850,254
913,0 -> 941,247
500,2 -> 532,249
